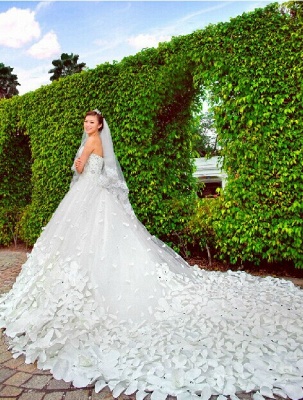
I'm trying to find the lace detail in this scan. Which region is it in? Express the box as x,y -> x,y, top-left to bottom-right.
98,165 -> 135,217
82,154 -> 104,178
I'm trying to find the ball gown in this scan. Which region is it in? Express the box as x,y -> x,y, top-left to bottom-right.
0,152 -> 303,400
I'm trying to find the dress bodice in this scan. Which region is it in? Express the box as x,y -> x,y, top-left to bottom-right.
82,153 -> 104,178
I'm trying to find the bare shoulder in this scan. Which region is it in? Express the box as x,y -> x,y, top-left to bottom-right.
86,135 -> 103,156
89,135 -> 102,144
85,135 -> 100,147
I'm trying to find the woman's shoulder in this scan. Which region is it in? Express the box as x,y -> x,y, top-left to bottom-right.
87,134 -> 101,142
85,135 -> 103,155
85,135 -> 102,146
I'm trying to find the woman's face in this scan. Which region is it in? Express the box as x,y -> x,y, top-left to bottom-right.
84,115 -> 102,136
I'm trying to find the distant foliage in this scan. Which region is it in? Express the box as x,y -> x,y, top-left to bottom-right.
0,2 -> 302,268
49,53 -> 86,81
0,63 -> 20,99
193,111 -> 218,157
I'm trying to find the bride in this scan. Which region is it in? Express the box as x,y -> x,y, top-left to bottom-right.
0,110 -> 303,400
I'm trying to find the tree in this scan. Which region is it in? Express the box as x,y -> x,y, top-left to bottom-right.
48,53 -> 86,82
193,111 -> 219,157
0,63 -> 20,99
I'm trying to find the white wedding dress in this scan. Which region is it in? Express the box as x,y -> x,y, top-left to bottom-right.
1,151 -> 303,400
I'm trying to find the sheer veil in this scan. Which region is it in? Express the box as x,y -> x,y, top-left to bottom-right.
99,119 -> 135,217
71,116 -> 134,217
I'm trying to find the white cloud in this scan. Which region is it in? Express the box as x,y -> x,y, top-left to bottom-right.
93,37 -> 122,51
27,31 -> 61,60
0,7 -> 41,48
127,34 -> 171,50
35,1 -> 53,14
243,1 -> 277,14
178,2 -> 233,25
152,2 -> 233,39
16,64 -> 51,95
126,3 -> 231,52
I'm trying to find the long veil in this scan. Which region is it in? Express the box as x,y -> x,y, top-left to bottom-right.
99,119 -> 135,217
71,118 -> 134,217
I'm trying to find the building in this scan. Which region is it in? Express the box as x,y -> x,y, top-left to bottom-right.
193,156 -> 227,197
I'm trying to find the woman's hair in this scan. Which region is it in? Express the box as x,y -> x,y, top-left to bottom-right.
85,110 -> 103,131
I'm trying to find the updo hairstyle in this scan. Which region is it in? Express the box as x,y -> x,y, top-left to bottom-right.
85,110 -> 103,132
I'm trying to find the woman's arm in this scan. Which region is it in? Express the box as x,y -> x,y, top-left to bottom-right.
74,137 -> 95,173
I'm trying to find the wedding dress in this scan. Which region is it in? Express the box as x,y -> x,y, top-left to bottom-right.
0,120 -> 303,400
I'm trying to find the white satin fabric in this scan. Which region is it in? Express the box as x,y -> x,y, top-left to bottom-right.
1,153 -> 303,400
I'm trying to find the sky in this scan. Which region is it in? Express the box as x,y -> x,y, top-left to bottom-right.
0,1 -> 278,95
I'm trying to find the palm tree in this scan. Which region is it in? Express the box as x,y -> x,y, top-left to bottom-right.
0,63 -> 20,99
48,53 -> 86,82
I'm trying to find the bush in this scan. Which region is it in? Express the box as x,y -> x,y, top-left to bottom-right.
169,197 -> 221,264
0,206 -> 24,246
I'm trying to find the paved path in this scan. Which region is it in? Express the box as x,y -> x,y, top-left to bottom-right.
0,250 -> 302,400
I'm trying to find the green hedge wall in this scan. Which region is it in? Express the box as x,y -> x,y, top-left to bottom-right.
1,2 -> 302,268
188,2 -> 303,267
0,48 -> 198,245
0,97 -> 32,244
